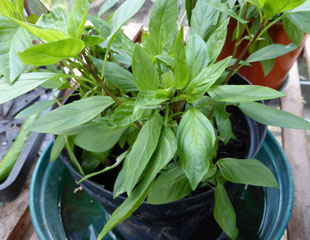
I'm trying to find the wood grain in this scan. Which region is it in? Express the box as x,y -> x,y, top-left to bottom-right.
281,62 -> 310,240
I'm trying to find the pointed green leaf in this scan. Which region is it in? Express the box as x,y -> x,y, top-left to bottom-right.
68,0 -> 88,39
208,85 -> 285,102
148,0 -> 178,55
160,71 -> 175,89
0,72 -> 60,104
258,0 -> 306,17
187,57 -> 231,103
286,12 -> 310,34
28,96 -> 114,134
0,0 -> 23,20
174,27 -> 189,90
155,54 -> 175,68
134,89 -> 170,113
75,124 -> 127,152
50,135 -> 65,162
186,34 -> 209,81
125,113 -> 163,194
0,16 -> 32,82
238,102 -> 310,129
98,0 -> 118,17
214,183 -> 238,240
283,16 -> 304,45
15,100 -> 55,119
99,126 -> 177,239
246,43 -> 298,63
147,165 -> 191,204
177,108 -> 216,190
217,158 -> 279,188
18,38 -> 85,65
36,6 -> 70,35
206,18 -> 229,63
132,44 -> 159,90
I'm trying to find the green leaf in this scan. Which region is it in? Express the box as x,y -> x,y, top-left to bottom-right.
246,43 -> 298,63
18,38 -> 85,65
36,6 -> 70,35
147,165 -> 191,204
110,0 -> 145,38
186,57 -> 231,103
148,0 -> 178,55
177,108 -> 216,190
186,34 -> 209,81
6,16 -> 69,42
174,27 -> 189,90
238,102 -> 310,129
214,103 -> 236,145
286,12 -> 310,34
75,124 -> 127,152
188,0 -> 220,40
160,71 -> 175,89
0,16 -> 32,82
28,96 -> 114,134
15,100 -> 55,119
99,126 -> 177,239
132,44 -> 159,91
258,0 -> 306,17
134,90 -> 170,113
83,35 -> 105,47
283,16 -> 304,45
205,1 -> 247,24
26,0 -> 49,16
217,158 -> 279,188
0,0 -> 23,20
206,18 -> 229,64
155,54 -> 175,68
68,0 -> 88,39
87,14 -> 110,38
98,0 -> 118,17
50,135 -> 65,162
214,183 -> 238,240
125,113 -> 163,194
208,85 -> 285,102
0,72 -> 60,104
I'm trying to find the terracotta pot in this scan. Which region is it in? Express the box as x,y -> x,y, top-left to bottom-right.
218,19 -> 307,89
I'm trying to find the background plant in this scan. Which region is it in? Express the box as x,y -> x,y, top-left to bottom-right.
1,0 -> 310,239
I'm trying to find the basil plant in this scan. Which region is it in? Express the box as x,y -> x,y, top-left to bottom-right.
1,0 -> 309,239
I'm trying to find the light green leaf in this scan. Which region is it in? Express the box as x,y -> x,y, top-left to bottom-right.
283,16 -> 304,45
87,14 -> 110,38
217,158 -> 279,187
214,103 -> 236,145
148,0 -> 178,55
125,113 -> 163,194
160,71 -> 175,89
258,0 -> 306,17
0,16 -> 32,82
6,16 -> 69,42
75,124 -> 127,152
147,165 -> 191,204
0,72 -> 60,104
208,85 -> 285,102
286,12 -> 310,34
99,126 -> 177,239
68,0 -> 88,39
174,27 -> 189,90
186,57 -> 231,103
36,6 -> 70,35
186,34 -> 209,81
90,56 -> 137,91
155,54 -> 175,68
246,43 -> 298,63
0,0 -> 23,20
28,96 -> 114,134
15,100 -> 55,119
177,108 -> 216,190
132,44 -> 159,90
50,135 -> 65,162
238,102 -> 310,129
134,90 -> 170,113
188,0 -> 220,40
83,35 -> 105,47
214,183 -> 238,240
26,0 -> 49,16
206,18 -> 229,64
110,0 -> 145,38
98,0 -> 118,17
18,38 -> 85,65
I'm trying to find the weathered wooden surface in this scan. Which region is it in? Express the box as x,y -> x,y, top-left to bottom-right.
281,62 -> 310,240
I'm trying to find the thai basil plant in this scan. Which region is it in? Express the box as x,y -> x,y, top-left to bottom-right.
1,0 -> 310,239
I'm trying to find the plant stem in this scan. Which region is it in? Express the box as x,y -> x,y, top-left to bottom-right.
224,24 -> 263,84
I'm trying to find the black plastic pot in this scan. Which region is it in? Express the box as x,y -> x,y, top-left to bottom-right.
61,74 -> 267,239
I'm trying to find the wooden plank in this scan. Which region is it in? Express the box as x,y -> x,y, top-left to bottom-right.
281,61 -> 310,240
0,164 -> 34,239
